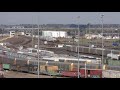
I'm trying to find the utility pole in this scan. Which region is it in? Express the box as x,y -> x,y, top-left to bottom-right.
96,26 -> 98,54
37,16 -> 40,78
32,17 -> 34,48
88,23 -> 90,53
101,14 -> 104,71
118,24 -> 120,44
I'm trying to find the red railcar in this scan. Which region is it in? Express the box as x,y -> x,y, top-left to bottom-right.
61,68 -> 102,78
61,71 -> 78,77
79,68 -> 102,78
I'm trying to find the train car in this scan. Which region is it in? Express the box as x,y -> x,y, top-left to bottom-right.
61,71 -> 78,77
10,65 -> 17,71
75,46 -> 78,52
18,64 -> 29,72
72,46 -> 76,52
65,45 -> 120,57
79,47 -> 83,53
40,65 -> 59,76
113,50 -> 120,54
102,70 -> 120,78
62,68 -> 102,78
94,48 -> 102,56
83,47 -> 89,54
89,48 -> 93,54
79,68 -> 102,78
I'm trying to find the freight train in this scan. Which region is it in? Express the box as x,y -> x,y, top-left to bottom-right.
1,48 -> 120,77
0,57 -> 60,76
0,53 -> 103,77
65,45 -> 120,57
1,55 -> 120,78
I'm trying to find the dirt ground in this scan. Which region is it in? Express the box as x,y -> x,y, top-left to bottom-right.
3,71 -> 56,78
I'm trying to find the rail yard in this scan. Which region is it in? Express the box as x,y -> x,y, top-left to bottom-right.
1,19 -> 120,78
0,32 -> 119,78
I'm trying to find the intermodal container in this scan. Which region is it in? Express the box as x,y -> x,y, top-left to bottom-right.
3,64 -> 10,70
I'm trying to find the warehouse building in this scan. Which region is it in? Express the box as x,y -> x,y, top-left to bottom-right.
42,31 -> 67,38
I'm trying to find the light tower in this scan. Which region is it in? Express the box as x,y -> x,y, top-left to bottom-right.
37,16 -> 40,78
77,16 -> 80,78
101,14 -> 104,71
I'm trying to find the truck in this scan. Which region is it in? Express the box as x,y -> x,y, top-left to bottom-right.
107,53 -> 120,60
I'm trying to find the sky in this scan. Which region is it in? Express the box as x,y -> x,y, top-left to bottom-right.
0,12 -> 120,25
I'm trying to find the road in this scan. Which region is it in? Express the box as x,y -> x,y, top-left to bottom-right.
0,36 -> 13,42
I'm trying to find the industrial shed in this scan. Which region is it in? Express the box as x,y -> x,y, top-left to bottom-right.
42,31 -> 67,38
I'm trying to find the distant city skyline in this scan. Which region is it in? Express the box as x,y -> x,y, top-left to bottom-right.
0,12 -> 120,25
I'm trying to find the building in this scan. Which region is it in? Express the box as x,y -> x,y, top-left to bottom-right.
85,34 -> 103,39
18,32 -> 25,35
10,31 -> 15,37
85,34 -> 120,40
11,26 -> 24,29
10,31 -> 25,37
42,31 -> 67,38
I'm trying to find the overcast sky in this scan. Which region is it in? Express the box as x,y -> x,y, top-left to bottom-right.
0,12 -> 120,25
